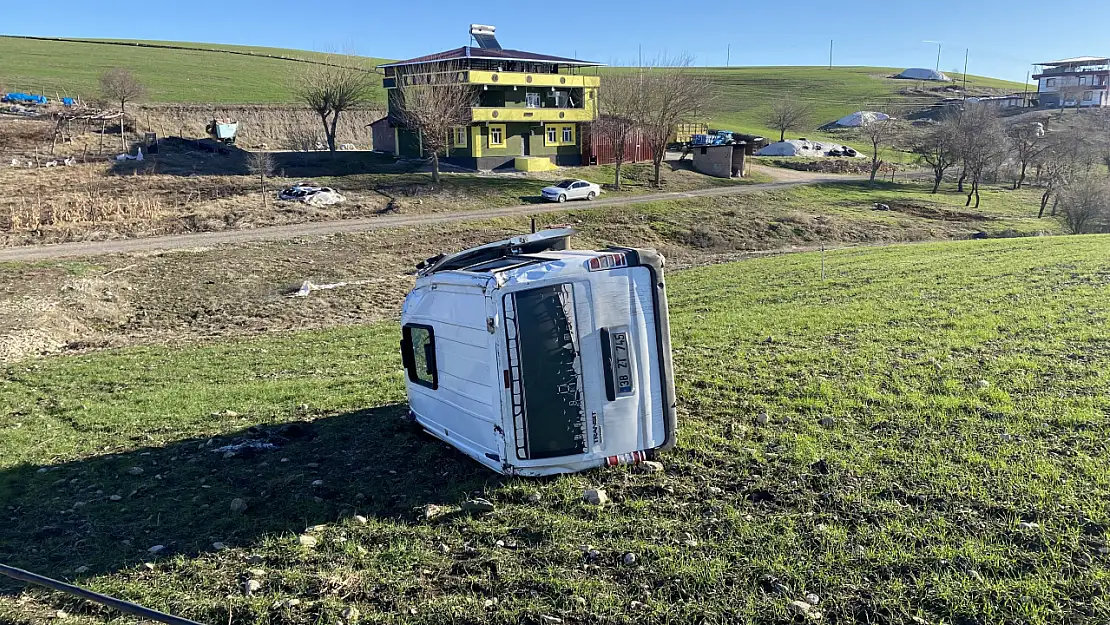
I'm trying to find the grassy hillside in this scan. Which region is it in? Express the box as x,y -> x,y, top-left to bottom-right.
1,37 -> 1025,136
0,36 -> 390,105
695,65 -> 1027,136
2,235 -> 1109,624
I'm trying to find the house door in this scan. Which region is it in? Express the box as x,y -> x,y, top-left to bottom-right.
522,130 -> 531,156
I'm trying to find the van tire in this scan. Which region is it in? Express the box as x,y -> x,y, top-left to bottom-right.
587,191 -> 596,201
558,194 -> 566,203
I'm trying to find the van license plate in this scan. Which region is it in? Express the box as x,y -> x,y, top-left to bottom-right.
611,331 -> 634,395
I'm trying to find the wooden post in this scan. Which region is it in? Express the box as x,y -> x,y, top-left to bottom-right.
99,119 -> 106,156
120,108 -> 127,153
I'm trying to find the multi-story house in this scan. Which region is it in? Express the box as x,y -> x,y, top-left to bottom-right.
377,26 -> 601,170
1033,57 -> 1110,108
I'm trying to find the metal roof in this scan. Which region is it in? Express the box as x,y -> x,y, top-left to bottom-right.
1036,56 -> 1110,66
378,46 -> 602,69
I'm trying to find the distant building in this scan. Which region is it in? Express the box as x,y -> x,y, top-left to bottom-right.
1033,57 -> 1110,108
966,94 -> 1028,109
377,25 -> 601,170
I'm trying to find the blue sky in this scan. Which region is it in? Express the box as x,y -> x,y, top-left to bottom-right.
5,0 -> 1107,82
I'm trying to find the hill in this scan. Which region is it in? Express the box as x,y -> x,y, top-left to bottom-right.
1,36 -> 1027,136
1,235 -> 1107,625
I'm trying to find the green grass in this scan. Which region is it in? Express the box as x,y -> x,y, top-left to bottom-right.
0,36 -> 390,105
1,37 -> 1024,138
692,66 -> 1025,138
3,235 -> 1110,624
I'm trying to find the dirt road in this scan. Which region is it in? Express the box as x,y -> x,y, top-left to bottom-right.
0,168 -> 858,262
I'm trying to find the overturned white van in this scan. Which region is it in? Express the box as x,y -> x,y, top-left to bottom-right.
399,229 -> 677,476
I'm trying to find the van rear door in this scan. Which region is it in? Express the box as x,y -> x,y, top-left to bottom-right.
577,263 -> 669,455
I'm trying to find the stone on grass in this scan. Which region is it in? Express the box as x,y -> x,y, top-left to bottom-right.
148,545 -> 165,554
127,467 -> 144,476
1018,521 -> 1040,530
630,600 -> 649,610
636,461 -> 664,474
462,498 -> 495,513
212,542 -> 227,551
788,600 -> 814,615
53,610 -> 68,619
573,596 -> 587,606
526,492 -> 543,504
622,552 -> 637,565
423,504 -> 444,520
540,615 -> 562,624
353,515 -> 368,525
311,479 -> 325,487
297,534 -> 318,547
276,598 -> 300,609
73,566 -> 88,574
756,412 -> 770,425
109,495 -> 122,502
341,606 -> 360,622
977,380 -> 990,389
244,579 -> 261,594
819,417 -> 835,428
229,498 -> 248,514
805,593 -> 820,605
705,486 -> 723,496
583,488 -> 608,505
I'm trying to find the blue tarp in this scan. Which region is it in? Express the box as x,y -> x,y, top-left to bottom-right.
62,97 -> 76,107
2,93 -> 48,105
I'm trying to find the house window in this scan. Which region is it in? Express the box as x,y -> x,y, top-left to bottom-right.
1080,76 -> 1089,85
551,90 -> 570,108
489,124 -> 506,147
1046,78 -> 1057,87
547,125 -> 557,144
1084,91 -> 1095,101
402,324 -> 438,389
544,124 -> 575,147
526,92 -> 541,108
453,127 -> 468,148
562,125 -> 573,143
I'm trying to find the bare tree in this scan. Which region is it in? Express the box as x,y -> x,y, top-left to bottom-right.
764,100 -> 814,143
596,72 -> 641,191
1084,109 -> 1110,175
1006,117 -> 1050,189
392,63 -> 474,184
852,114 -> 900,185
1037,125 -> 1089,217
633,56 -> 711,188
99,68 -> 145,152
295,54 -> 374,153
909,116 -> 960,193
1058,174 -> 1110,233
955,105 -> 1007,208
248,151 -> 275,208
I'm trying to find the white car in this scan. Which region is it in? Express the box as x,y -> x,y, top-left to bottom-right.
541,179 -> 602,203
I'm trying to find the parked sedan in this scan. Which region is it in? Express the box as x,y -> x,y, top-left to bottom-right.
541,179 -> 602,203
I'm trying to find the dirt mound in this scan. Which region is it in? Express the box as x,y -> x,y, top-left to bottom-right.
767,159 -> 873,175
0,274 -> 132,362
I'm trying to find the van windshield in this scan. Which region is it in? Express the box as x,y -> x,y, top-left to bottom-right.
506,283 -> 586,459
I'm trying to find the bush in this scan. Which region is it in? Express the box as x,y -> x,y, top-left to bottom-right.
1059,176 -> 1110,234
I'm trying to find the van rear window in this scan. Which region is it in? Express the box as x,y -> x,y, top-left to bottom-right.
505,284 -> 586,460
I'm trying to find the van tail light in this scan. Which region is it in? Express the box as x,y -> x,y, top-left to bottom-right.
605,450 -> 648,467
587,253 -> 628,271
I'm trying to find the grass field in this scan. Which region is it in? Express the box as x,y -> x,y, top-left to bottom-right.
2,235 -> 1110,624
0,37 -> 1025,138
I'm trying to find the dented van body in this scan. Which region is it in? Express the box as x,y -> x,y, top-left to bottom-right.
400,229 -> 677,476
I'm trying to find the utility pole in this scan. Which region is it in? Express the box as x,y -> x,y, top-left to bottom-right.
1023,70 -> 1030,107
962,48 -> 969,99
935,43 -> 942,72
829,40 -> 833,70
726,44 -> 730,67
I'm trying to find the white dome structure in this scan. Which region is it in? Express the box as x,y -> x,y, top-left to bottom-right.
756,140 -> 862,157
896,68 -> 951,81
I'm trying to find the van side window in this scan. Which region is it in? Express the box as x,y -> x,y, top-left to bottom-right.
402,324 -> 438,389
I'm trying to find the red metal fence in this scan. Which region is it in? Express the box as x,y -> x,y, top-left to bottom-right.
580,123 -> 650,166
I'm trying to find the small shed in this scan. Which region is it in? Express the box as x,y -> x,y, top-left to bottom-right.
369,117 -> 394,154
692,143 -> 751,178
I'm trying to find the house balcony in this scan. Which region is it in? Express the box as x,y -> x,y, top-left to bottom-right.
465,70 -> 600,88
471,107 -> 596,123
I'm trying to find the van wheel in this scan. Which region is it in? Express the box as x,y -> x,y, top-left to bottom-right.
587,191 -> 597,201
558,194 -> 566,203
